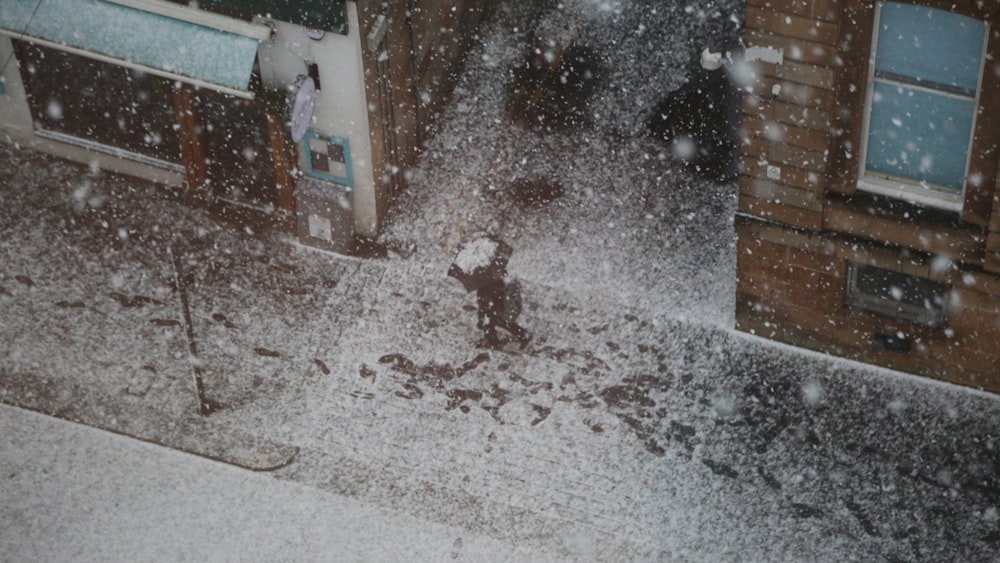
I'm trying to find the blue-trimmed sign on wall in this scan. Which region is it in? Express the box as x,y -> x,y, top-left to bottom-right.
304,130 -> 353,186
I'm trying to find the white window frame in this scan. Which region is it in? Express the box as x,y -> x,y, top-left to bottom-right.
857,1 -> 989,213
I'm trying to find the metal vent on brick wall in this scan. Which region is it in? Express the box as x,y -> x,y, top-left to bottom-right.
845,262 -> 949,328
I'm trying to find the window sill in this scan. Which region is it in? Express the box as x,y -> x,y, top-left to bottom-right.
857,177 -> 963,214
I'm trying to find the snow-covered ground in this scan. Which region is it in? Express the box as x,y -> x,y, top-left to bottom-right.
0,403 -> 553,562
2,1 -> 1000,561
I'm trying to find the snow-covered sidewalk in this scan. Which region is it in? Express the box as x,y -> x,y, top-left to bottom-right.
0,403 -> 555,562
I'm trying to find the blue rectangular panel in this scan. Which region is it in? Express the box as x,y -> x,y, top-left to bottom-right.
875,2 -> 986,93
866,81 -> 974,192
0,0 -> 259,93
305,130 -> 353,186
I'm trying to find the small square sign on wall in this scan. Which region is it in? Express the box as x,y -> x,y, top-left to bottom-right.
304,130 -> 352,186
307,213 -> 333,242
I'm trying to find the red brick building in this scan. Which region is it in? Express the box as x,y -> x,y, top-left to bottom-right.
737,0 -> 1000,391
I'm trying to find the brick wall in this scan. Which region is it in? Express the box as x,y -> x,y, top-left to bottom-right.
736,0 -> 1000,392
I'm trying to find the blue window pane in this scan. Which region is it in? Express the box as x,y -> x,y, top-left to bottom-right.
0,0 -> 260,92
866,81 -> 974,192
875,2 -> 986,93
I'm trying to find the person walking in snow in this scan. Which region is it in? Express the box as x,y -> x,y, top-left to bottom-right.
448,235 -> 532,349
476,278 -> 530,348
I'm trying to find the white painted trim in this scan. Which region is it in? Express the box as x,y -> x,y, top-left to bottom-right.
874,74 -> 977,101
0,32 -> 255,98
35,128 -> 186,173
857,1 -> 989,213
103,0 -> 272,40
856,177 -> 963,212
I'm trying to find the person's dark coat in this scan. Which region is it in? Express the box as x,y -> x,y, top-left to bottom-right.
476,279 -> 529,344
476,281 -> 505,331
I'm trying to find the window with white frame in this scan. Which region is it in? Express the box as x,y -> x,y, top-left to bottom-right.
844,262 -> 950,327
859,2 -> 988,212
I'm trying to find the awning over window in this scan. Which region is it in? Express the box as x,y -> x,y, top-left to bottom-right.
0,0 -> 268,98
198,0 -> 348,35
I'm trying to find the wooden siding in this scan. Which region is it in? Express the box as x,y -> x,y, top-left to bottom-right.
740,0 -> 839,233
824,0 -> 874,197
735,217 -> 1000,392
737,0 -> 1000,390
822,199 -> 987,265
964,27 -> 1000,227
408,0 -> 489,124
170,85 -> 209,207
356,0 -> 489,231
743,0 -> 1000,232
266,111 -> 296,228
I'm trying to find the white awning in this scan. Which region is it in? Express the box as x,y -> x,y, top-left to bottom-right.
0,0 -> 271,98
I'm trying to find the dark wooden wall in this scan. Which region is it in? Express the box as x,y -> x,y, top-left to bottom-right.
737,0 -> 1000,391
356,0 -> 490,231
